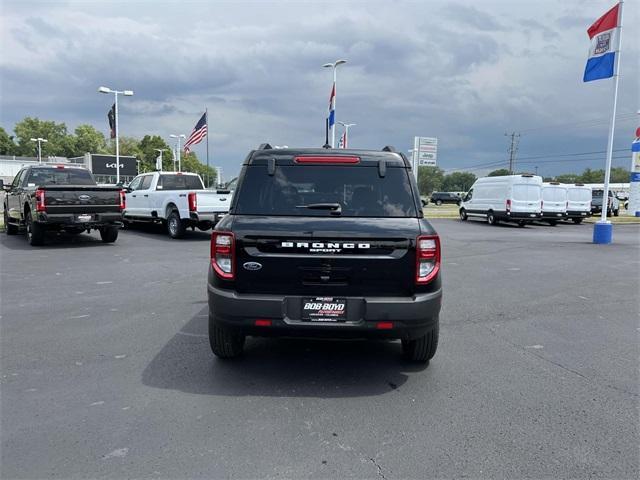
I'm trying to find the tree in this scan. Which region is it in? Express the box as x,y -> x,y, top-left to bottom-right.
554,173 -> 580,183
610,167 -> 629,183
107,136 -> 142,159
181,151 -> 217,186
441,172 -> 476,192
417,166 -> 444,195
13,117 -> 72,158
73,124 -> 108,157
139,135 -> 174,173
488,168 -> 511,177
0,127 -> 17,155
578,168 -> 605,183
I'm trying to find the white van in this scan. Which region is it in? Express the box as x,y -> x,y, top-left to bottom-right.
459,174 -> 542,226
540,182 -> 568,225
566,183 -> 592,224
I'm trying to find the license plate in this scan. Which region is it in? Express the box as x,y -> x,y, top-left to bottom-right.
529,214 -> 536,217
581,212 -> 587,216
77,214 -> 92,222
302,297 -> 347,322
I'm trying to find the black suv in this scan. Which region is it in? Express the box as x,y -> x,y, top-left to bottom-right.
430,191 -> 461,205
207,145 -> 442,363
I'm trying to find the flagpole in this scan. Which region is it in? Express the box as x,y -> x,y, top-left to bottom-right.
594,0 -> 624,244
205,107 -> 210,188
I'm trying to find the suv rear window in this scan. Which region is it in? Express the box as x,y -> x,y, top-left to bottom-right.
26,168 -> 95,186
157,174 -> 203,190
235,165 -> 418,217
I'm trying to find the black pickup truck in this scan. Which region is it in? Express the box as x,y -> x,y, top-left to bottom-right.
2,164 -> 124,246
208,145 -> 442,363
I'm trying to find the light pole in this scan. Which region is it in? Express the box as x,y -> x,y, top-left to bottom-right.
337,122 -> 356,148
30,137 -> 48,163
323,59 -> 347,148
98,86 -> 134,184
154,148 -> 167,172
170,134 -> 186,172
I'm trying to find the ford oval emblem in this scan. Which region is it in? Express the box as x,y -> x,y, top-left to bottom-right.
243,262 -> 262,271
78,194 -> 91,201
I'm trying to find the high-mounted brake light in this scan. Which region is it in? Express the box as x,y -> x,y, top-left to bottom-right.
188,192 -> 197,212
416,234 -> 440,284
35,188 -> 46,212
119,190 -> 126,211
210,231 -> 235,280
294,156 -> 360,164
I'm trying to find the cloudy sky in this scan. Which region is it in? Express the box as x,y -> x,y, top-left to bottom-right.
1,0 -> 638,179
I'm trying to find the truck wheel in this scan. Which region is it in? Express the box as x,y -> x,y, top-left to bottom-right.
487,212 -> 498,225
25,211 -> 45,246
166,211 -> 185,239
572,218 -> 583,224
613,209 -> 619,217
209,316 -> 245,359
517,220 -> 526,227
99,226 -> 119,243
435,200 -> 442,206
547,220 -> 557,226
4,209 -> 18,235
459,209 -> 468,221
402,322 -> 439,363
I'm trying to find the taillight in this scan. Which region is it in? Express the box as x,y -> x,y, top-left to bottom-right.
294,156 -> 360,164
119,190 -> 126,211
35,188 -> 46,212
188,192 -> 197,212
506,199 -> 511,213
211,231 -> 235,280
416,235 -> 440,284
541,200 -> 544,210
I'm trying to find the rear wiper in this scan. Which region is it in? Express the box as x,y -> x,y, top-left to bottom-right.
296,203 -> 342,215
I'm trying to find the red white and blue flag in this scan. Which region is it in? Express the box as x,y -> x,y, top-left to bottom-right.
184,112 -> 207,153
328,83 -> 336,129
583,3 -> 620,82
339,130 -> 346,149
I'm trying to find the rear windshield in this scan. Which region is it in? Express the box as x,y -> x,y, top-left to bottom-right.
234,165 -> 418,217
157,174 -> 203,190
25,168 -> 95,186
513,184 -> 541,201
542,187 -> 566,202
568,189 -> 591,202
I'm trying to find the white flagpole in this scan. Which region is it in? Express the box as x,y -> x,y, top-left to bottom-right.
599,0 -> 624,224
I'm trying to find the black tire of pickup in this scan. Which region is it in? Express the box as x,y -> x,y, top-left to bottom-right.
4,209 -> 18,235
402,320 -> 439,363
572,218 -> 583,224
166,210 -> 185,239
209,316 -> 245,359
99,226 -> 119,243
26,210 -> 45,246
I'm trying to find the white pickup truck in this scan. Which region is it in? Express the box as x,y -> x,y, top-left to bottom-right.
123,171 -> 231,238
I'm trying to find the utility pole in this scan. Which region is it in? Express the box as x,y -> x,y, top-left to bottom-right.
505,132 -> 520,174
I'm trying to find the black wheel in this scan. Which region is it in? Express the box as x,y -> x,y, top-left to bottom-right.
209,315 -> 245,359
487,211 -> 498,225
4,208 -> 18,235
547,219 -> 557,226
435,200 -> 442,206
613,209 -> 619,217
459,209 -> 468,221
99,226 -> 119,243
607,209 -> 612,217
166,210 -> 185,238
25,210 -> 45,246
517,220 -> 526,227
402,321 -> 439,363
572,218 -> 583,224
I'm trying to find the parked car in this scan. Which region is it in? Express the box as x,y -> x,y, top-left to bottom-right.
207,144 -> 442,363
459,174 -> 543,226
430,191 -> 460,205
591,189 -> 620,216
123,172 -> 230,238
540,182 -> 568,225
2,164 -> 124,246
565,183 -> 592,224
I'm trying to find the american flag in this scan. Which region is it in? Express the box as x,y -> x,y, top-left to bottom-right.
328,83 -> 335,129
184,112 -> 207,153
338,130 -> 346,149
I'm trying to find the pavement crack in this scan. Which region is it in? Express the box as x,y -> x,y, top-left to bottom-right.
369,457 -> 387,480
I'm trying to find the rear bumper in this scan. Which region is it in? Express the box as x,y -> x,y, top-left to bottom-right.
541,211 -> 567,220
207,281 -> 442,340
566,210 -> 591,218
35,212 -> 122,227
189,212 -> 227,223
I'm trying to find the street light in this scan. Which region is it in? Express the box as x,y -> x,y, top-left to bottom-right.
169,134 -> 186,172
98,86 -> 134,184
154,148 -> 167,172
30,137 -> 48,163
337,122 -> 356,149
323,59 -> 347,148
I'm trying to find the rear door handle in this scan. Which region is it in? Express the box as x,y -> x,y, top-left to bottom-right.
144,194 -> 149,197
132,195 -> 137,197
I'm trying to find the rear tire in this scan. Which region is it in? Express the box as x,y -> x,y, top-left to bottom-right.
517,220 -> 526,227
435,200 -> 442,206
613,209 -> 619,217
459,209 -> 468,221
402,322 -> 439,363
487,211 -> 498,225
99,226 -> 119,243
26,211 -> 45,246
547,219 -> 557,226
166,210 -> 185,239
209,316 -> 245,359
4,209 -> 18,235
572,218 -> 583,224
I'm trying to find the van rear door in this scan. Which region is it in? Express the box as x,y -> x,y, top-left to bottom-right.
512,184 -> 541,213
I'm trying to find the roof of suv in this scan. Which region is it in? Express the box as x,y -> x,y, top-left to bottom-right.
245,148 -> 411,168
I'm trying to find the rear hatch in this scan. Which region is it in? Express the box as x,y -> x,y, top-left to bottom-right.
542,185 -> 567,212
568,187 -> 591,212
512,183 -> 542,213
228,153 -> 424,297
196,190 -> 232,214
42,186 -> 121,214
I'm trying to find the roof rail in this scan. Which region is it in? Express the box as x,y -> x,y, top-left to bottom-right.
258,143 -> 272,150
382,145 -> 396,152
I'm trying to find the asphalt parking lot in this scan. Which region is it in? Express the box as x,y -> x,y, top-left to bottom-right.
1,220 -> 638,479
